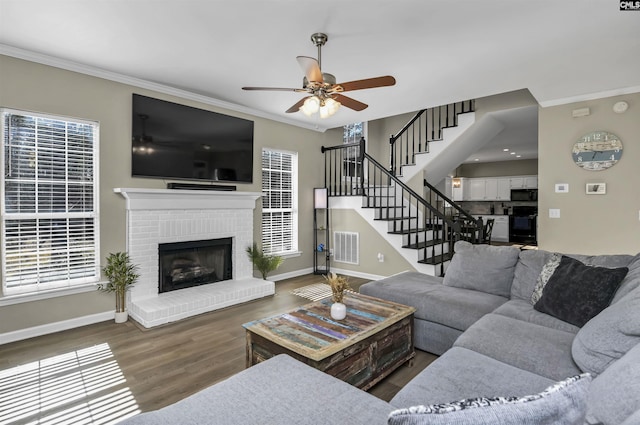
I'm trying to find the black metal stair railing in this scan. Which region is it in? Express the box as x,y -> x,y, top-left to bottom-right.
321,138 -> 483,276
389,100 -> 475,176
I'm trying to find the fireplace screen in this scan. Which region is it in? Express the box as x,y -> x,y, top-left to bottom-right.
158,238 -> 232,293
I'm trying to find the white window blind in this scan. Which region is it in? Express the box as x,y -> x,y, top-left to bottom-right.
1,109 -> 100,295
261,149 -> 298,255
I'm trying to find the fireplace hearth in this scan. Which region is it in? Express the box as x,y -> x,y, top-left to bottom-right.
159,238 -> 232,294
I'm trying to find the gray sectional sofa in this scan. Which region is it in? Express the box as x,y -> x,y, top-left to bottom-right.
120,241 -> 640,425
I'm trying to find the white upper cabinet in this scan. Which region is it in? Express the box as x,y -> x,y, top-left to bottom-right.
469,179 -> 487,200
450,175 -> 535,201
496,178 -> 511,200
510,176 -> 537,189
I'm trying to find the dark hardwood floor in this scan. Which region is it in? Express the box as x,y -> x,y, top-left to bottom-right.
0,274 -> 437,424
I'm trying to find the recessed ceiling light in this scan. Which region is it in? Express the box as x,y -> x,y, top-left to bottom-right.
503,148 -> 509,152
474,158 -> 479,161
516,155 -> 522,158
510,152 -> 516,155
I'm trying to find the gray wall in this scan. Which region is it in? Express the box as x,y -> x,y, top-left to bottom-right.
538,92 -> 640,254
0,55 -> 334,334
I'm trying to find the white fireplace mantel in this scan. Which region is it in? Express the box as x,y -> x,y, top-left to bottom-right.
113,187 -> 273,328
114,187 -> 263,211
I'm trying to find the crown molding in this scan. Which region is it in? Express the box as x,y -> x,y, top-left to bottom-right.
538,85 -> 640,108
0,43 -> 327,132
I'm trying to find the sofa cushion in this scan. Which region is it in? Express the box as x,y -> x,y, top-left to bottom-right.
492,300 -> 579,334
360,271 -> 507,331
612,253 -> 640,303
511,249 -> 555,301
511,249 -> 635,302
454,314 -> 581,381
388,374 -> 591,425
119,354 -> 393,425
443,241 -> 520,298
390,347 -> 555,408
586,342 -> 640,425
572,285 -> 640,376
533,255 -> 628,327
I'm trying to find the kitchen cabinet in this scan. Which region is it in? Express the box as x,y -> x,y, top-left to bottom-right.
468,179 -> 487,200
496,178 -> 511,200
492,215 -> 509,242
466,178 -> 510,201
510,176 -> 538,189
451,177 -> 466,201
449,175 -> 535,202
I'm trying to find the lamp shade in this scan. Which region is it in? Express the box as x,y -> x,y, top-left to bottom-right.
314,187 -> 328,209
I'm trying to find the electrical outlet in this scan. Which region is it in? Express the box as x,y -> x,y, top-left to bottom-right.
549,209 -> 561,218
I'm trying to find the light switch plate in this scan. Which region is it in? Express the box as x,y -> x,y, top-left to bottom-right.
549,209 -> 561,218
555,183 -> 569,193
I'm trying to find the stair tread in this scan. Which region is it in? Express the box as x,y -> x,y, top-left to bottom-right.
418,253 -> 453,265
402,240 -> 444,249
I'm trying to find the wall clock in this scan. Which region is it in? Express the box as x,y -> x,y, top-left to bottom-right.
572,131 -> 623,171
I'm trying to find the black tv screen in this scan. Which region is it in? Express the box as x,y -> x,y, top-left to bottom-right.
131,94 -> 254,183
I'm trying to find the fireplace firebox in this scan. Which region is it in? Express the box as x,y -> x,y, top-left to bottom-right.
158,238 -> 232,294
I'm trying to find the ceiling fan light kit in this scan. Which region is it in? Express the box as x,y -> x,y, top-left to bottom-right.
242,32 -> 396,119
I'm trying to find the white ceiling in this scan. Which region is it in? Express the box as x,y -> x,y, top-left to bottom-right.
1,0 -> 639,143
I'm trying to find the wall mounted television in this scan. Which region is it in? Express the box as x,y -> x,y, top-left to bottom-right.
131,94 -> 254,183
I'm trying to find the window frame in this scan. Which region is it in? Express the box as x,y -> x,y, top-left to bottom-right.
1,108 -> 101,298
260,148 -> 299,257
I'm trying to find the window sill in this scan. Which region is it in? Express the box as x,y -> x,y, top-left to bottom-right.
280,250 -> 302,259
0,281 -> 106,306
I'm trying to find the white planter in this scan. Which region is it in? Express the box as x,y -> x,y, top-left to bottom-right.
330,302 -> 347,320
114,311 -> 129,323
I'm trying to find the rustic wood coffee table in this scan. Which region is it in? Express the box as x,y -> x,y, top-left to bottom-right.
242,291 -> 415,390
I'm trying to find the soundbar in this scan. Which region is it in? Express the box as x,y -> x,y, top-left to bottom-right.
167,182 -> 237,191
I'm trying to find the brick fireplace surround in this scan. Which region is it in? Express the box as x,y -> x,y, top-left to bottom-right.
114,188 -> 274,328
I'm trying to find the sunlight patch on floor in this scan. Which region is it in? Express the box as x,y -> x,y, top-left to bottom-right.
0,343 -> 140,425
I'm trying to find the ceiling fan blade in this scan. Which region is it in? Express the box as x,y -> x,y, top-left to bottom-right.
242,86 -> 307,92
335,76 -> 396,92
333,94 -> 368,111
285,97 -> 309,113
296,56 -> 323,83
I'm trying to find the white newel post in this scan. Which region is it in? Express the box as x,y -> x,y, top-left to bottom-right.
113,188 -> 274,328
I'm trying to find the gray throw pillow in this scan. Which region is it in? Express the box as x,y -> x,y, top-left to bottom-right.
443,241 -> 520,298
387,374 -> 591,425
533,255 -> 628,327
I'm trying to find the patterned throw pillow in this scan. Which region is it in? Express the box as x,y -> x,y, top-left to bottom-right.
531,253 -> 562,305
387,374 -> 591,425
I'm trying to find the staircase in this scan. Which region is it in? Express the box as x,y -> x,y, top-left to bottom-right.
321,100 -> 482,276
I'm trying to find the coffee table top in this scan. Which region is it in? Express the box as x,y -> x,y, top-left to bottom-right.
242,291 -> 415,362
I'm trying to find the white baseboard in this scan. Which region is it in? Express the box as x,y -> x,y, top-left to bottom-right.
0,311 -> 114,345
268,267 -> 314,282
329,267 -> 386,282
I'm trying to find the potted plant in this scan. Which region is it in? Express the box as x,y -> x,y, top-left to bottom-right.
98,252 -> 139,323
246,243 -> 284,280
324,272 -> 352,320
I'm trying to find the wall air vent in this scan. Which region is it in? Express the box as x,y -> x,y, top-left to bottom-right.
333,231 -> 359,265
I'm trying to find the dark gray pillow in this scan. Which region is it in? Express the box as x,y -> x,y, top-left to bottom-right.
534,255 -> 628,327
443,241 -> 520,298
388,374 -> 591,425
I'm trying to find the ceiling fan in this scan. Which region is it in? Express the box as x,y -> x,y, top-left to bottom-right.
242,33 -> 396,118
